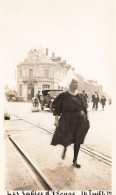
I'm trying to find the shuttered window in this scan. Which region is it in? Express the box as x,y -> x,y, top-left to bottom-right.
29,69 -> 33,79
43,84 -> 50,89
44,69 -> 49,78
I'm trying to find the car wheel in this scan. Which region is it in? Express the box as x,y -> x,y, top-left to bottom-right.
49,102 -> 53,113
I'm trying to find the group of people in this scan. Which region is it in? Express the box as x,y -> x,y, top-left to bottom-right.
82,90 -> 107,111
32,88 -> 109,112
92,91 -> 107,111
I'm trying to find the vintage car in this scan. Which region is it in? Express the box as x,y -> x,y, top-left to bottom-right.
41,89 -> 63,112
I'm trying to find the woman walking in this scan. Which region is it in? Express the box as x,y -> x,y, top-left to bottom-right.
51,71 -> 90,168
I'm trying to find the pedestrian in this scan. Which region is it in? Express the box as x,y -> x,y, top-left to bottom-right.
100,95 -> 106,111
32,97 -> 39,107
109,98 -> 111,105
92,93 -> 95,110
51,70 -> 90,168
92,91 -> 99,110
82,90 -> 88,108
35,91 -> 41,101
35,90 -> 44,110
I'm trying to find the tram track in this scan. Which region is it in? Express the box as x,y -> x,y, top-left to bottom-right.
25,118 -> 112,166
9,113 -> 112,167
6,134 -> 55,190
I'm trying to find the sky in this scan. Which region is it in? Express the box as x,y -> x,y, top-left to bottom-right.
0,0 -> 115,95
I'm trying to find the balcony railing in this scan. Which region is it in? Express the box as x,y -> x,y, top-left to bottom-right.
18,77 -> 54,82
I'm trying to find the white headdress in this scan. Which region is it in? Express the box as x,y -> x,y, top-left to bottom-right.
59,69 -> 78,88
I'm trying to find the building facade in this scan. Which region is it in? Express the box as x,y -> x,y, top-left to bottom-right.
17,49 -> 69,101
17,48 -> 103,101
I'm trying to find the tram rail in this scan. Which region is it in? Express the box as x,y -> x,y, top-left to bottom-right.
6,134 -> 55,190
7,113 -> 112,167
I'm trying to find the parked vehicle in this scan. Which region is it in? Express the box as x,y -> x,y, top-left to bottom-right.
41,89 -> 63,112
6,94 -> 17,102
4,113 -> 10,120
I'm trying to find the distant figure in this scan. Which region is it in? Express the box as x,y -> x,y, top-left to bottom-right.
92,91 -> 99,110
82,90 -> 88,108
35,90 -> 44,110
109,98 -> 112,105
92,94 -> 95,109
100,95 -> 107,111
35,91 -> 41,101
32,97 -> 39,107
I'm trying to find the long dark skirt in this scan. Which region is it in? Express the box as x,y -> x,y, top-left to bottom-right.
51,112 -> 90,147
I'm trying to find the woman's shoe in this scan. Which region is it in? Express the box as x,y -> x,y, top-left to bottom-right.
73,161 -> 81,168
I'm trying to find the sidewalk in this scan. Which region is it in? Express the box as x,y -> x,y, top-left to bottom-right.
5,117 -> 112,190
5,140 -> 39,190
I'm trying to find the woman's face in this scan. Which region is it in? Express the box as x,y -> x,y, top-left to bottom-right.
70,79 -> 78,90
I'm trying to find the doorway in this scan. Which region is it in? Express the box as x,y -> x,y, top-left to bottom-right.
27,83 -> 34,100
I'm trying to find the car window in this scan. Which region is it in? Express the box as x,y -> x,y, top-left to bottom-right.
42,91 -> 48,96
49,91 -> 62,97
42,90 -> 62,97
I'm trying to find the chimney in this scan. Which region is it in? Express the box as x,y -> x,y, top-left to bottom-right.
46,48 -> 48,56
52,52 -> 55,57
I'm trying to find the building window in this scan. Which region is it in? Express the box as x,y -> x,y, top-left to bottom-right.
44,69 -> 49,78
29,69 -> 33,79
20,70 -> 22,78
19,84 -> 22,96
43,84 -> 50,89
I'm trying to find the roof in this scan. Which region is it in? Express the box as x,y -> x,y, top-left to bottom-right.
22,49 -> 54,64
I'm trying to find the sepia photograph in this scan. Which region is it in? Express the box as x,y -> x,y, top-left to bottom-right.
0,0 -> 116,194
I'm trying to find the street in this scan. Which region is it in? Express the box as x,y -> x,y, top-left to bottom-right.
5,115 -> 112,190
5,101 -> 113,157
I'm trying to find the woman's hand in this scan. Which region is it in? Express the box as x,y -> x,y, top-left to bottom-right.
54,120 -> 59,127
80,110 -> 85,116
80,110 -> 88,122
